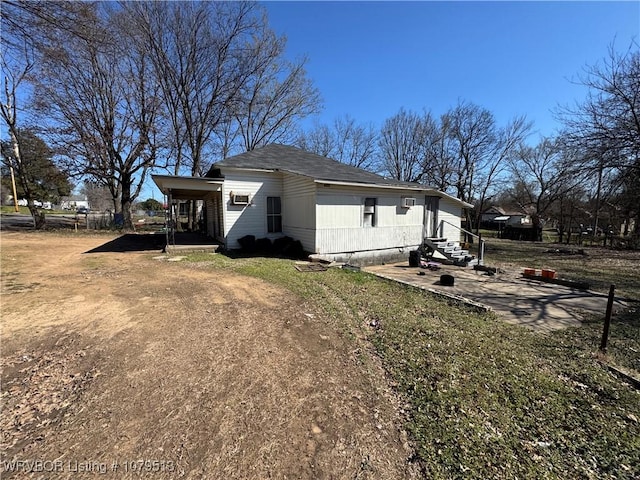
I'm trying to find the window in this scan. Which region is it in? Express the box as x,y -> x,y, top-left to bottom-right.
363,197 -> 376,227
267,196 -> 282,233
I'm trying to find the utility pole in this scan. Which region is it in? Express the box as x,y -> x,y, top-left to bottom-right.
9,165 -> 19,212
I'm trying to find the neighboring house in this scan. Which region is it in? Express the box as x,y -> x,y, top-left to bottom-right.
60,195 -> 89,210
152,144 -> 472,264
5,197 -> 52,209
481,205 -> 531,229
479,205 -> 507,224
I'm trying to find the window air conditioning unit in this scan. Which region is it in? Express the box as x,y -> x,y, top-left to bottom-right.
402,197 -> 416,208
364,205 -> 375,214
230,193 -> 250,205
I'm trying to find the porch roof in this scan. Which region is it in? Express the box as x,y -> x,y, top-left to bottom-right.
152,174 -> 223,200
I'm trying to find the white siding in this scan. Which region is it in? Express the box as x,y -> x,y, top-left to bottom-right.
222,171 -> 283,249
437,197 -> 464,241
217,170 -> 465,260
282,174 -> 316,252
315,185 -> 425,254
204,192 -> 224,242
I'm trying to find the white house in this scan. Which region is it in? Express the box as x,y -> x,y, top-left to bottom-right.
152,144 -> 472,264
60,195 -> 90,210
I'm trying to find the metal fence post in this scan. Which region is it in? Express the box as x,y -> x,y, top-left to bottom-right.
600,284 -> 616,352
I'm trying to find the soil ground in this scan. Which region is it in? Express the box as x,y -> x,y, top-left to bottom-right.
1,232 -> 418,479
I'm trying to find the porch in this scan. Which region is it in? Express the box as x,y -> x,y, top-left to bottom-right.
152,174 -> 225,251
164,232 -> 222,254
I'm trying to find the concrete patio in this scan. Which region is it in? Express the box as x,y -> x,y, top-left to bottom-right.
364,262 -> 626,332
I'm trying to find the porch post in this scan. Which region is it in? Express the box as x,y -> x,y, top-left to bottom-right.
167,189 -> 174,247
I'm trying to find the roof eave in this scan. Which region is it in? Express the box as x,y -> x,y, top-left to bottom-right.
152,174 -> 224,195
314,179 -> 473,208
314,178 -> 426,191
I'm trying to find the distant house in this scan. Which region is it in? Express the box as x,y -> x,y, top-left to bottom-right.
60,195 -> 89,210
481,205 -> 531,229
5,197 -> 52,209
153,144 -> 472,264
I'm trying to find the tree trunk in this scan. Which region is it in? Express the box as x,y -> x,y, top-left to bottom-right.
27,203 -> 46,229
464,209 -> 474,243
473,199 -> 483,236
531,214 -> 543,242
120,175 -> 133,230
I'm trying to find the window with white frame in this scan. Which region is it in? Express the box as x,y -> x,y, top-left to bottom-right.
363,197 -> 376,227
267,196 -> 282,233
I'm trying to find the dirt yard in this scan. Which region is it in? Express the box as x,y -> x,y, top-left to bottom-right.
1,232 -> 418,479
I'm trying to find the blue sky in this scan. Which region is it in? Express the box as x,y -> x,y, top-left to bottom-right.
263,1 -> 640,138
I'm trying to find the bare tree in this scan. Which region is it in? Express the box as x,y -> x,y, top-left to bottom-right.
557,42 -> 640,236
612,166 -> 640,236
127,2 -> 320,229
331,116 -> 378,170
442,101 -> 497,204
1,1 -> 94,49
296,115 -> 379,170
507,138 -> 584,240
231,24 -> 321,151
81,180 -> 112,212
551,184 -> 589,244
296,122 -> 334,157
470,115 -> 532,233
0,10 -> 45,227
559,42 -> 640,169
414,112 -> 454,190
378,108 -> 428,181
126,1 -> 266,176
32,3 -> 161,229
420,101 -> 531,234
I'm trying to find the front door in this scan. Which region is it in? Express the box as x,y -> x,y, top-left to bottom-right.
424,196 -> 440,238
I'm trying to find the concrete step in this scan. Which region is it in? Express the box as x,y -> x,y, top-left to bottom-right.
425,236 -> 482,267
164,244 -> 220,254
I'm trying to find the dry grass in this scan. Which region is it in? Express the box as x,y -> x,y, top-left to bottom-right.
484,238 -> 640,300
483,238 -> 640,376
191,252 -> 640,479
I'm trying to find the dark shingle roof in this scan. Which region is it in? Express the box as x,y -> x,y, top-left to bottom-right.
207,144 -> 419,188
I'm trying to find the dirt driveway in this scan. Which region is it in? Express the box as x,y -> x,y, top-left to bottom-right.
365,263 -> 627,332
1,232 -> 418,479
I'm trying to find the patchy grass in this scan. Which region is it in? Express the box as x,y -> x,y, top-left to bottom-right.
0,206 -> 70,214
183,253 -> 640,479
562,308 -> 640,378
483,237 -> 640,378
1,206 -> 30,214
483,238 -> 640,300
